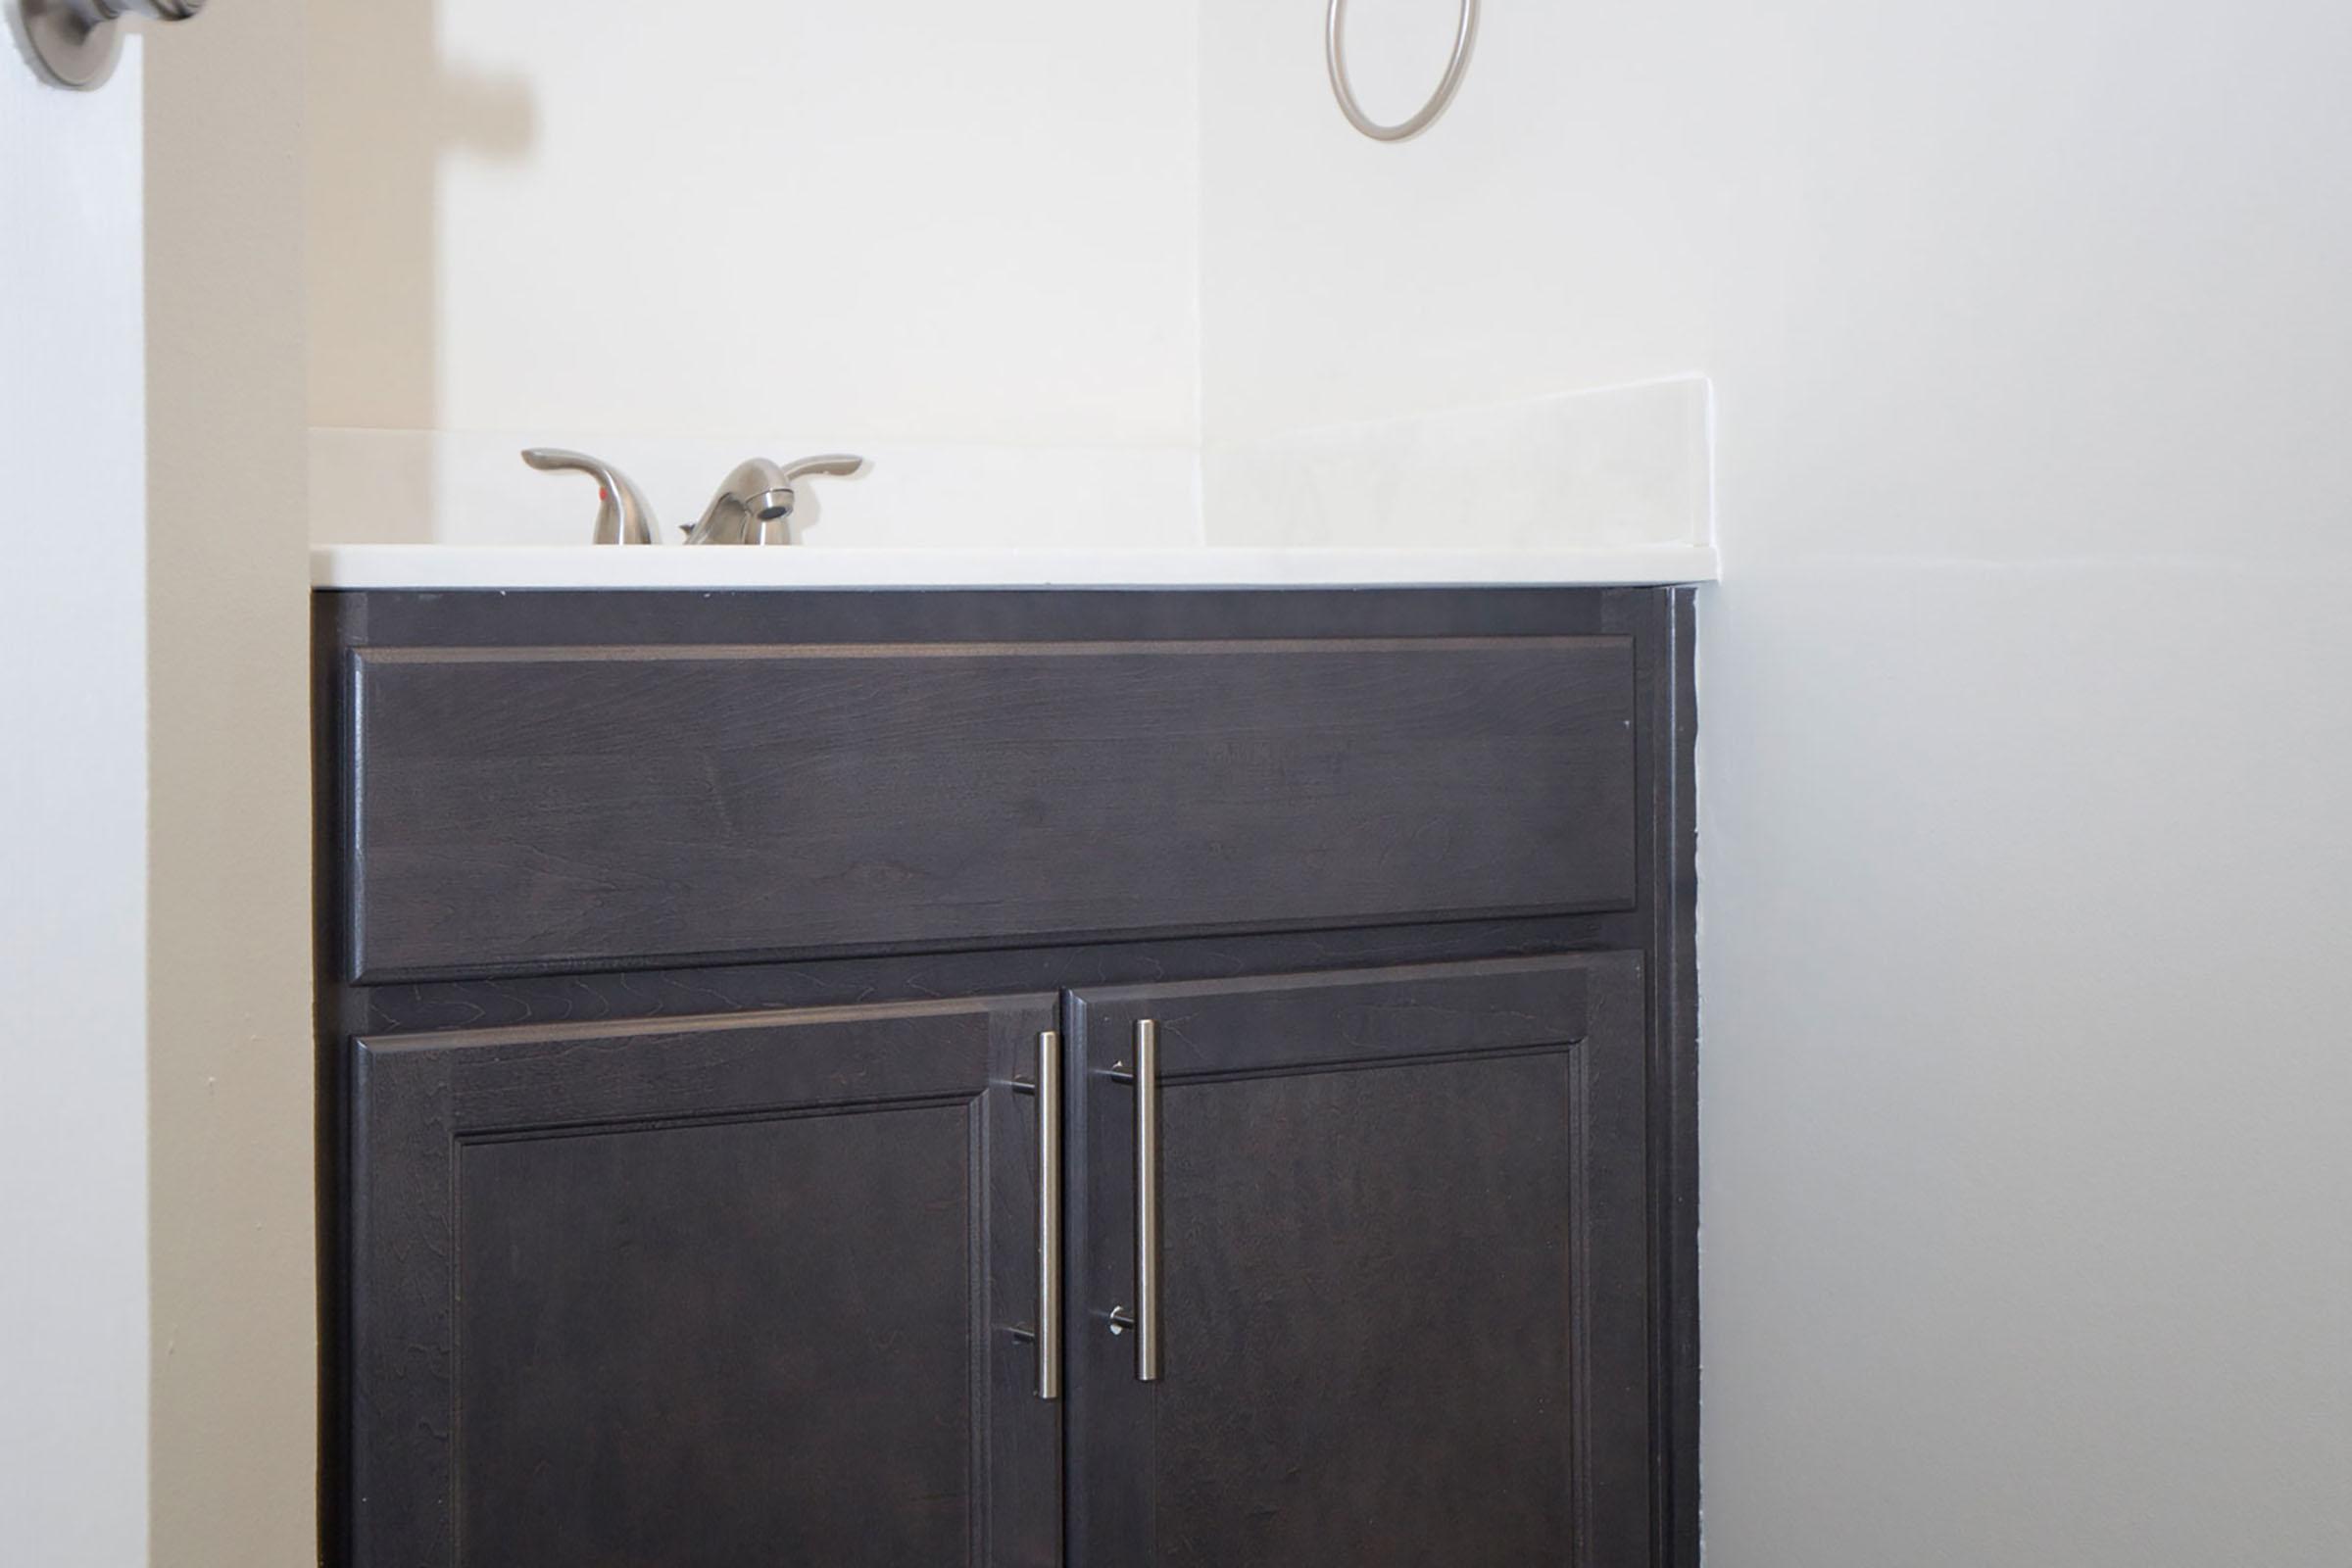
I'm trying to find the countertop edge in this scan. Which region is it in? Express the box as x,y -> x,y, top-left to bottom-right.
311,544 -> 1722,591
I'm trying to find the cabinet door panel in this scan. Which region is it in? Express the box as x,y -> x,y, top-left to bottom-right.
347,994 -> 1061,1568
1065,955 -> 1650,1568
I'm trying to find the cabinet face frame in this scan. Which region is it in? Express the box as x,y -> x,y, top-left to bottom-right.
344,994 -> 1062,1568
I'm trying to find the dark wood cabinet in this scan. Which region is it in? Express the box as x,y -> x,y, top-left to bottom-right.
317,586 -> 1698,1568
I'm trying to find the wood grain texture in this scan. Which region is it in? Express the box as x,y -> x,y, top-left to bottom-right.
457,1104 -> 976,1567
1065,953 -> 1651,1568
1152,1055 -> 1581,1565
347,636 -> 1638,981
347,993 -> 1060,1568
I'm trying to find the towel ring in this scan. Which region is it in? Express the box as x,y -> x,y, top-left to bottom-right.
1326,0 -> 1480,142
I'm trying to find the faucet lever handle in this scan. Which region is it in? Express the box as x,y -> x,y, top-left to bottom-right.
779,454 -> 869,484
520,448 -> 660,545
756,455 -> 869,544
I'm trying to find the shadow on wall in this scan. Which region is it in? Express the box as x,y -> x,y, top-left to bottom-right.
308,0 -> 535,543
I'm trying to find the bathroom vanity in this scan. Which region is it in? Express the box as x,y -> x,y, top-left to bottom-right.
314,551 -> 1703,1567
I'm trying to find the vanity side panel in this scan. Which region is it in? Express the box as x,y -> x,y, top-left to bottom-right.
1616,584 -> 1701,1568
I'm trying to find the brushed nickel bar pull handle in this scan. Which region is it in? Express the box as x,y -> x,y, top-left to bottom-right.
1134,1018 -> 1162,1383
1038,1031 -> 1063,1401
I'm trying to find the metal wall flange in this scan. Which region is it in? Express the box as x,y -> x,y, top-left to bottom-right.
1326,0 -> 1480,143
13,0 -> 202,91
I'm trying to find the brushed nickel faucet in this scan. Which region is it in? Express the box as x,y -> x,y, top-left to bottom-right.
519,450 -> 868,545
682,456 -> 868,546
520,449 -> 660,545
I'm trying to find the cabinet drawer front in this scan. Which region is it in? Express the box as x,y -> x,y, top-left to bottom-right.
346,635 -> 1638,981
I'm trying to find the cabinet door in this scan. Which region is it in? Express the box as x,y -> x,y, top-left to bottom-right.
346,995 -> 1063,1568
1065,955 -> 1650,1568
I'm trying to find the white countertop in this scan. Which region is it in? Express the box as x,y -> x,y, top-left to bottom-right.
313,544 -> 1720,590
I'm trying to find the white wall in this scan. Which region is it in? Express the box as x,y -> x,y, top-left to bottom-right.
0,39 -> 151,1568
308,0 -> 1202,546
1202,0 -> 1717,438
1201,0 -> 2352,1561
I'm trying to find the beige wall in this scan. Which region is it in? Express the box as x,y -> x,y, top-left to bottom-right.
305,0 -> 1205,548
146,0 -> 315,1560
307,3 -> 1200,434
1200,0 -> 2352,1560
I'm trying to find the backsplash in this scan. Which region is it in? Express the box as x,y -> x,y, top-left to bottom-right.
1203,376 -> 1711,551
310,375 -> 1712,554
308,428 -> 1203,550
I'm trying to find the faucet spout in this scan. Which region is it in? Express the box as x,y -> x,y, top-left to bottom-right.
682,455 -> 869,545
681,460 -> 791,546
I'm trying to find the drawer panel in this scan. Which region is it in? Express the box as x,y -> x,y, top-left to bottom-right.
345,635 -> 1638,980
